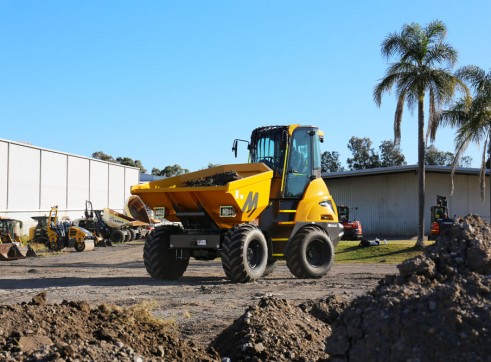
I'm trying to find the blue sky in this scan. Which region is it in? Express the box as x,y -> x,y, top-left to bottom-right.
1,1 -> 489,172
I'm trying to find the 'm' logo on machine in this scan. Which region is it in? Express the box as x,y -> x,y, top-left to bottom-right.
242,192 -> 259,217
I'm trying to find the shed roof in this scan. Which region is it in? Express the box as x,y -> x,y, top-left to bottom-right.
322,165 -> 488,180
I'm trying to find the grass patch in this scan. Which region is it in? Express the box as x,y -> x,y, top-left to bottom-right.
334,240 -> 424,264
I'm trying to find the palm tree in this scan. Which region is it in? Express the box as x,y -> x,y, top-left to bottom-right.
439,66 -> 491,219
373,20 -> 465,247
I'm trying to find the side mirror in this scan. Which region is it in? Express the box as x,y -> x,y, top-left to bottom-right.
232,139 -> 238,158
232,139 -> 249,158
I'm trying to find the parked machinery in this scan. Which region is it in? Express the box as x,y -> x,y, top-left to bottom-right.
46,206 -> 95,252
337,205 -> 363,240
29,216 -> 49,245
0,218 -> 36,260
72,201 -> 113,246
429,195 -> 454,240
131,124 -> 343,283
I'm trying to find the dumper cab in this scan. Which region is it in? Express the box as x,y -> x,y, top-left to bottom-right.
131,124 -> 342,282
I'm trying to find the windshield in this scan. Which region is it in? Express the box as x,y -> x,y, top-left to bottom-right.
250,127 -> 287,173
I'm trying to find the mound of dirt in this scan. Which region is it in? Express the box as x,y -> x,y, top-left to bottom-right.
0,292 -> 219,361
326,214 -> 491,361
185,171 -> 242,187
210,296 -> 334,361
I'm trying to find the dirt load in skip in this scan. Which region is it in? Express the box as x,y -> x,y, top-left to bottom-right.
0,214 -> 489,361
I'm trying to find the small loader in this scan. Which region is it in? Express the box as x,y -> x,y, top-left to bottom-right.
46,206 -> 95,252
131,124 -> 343,283
337,205 -> 363,240
428,195 -> 454,240
0,218 -> 37,260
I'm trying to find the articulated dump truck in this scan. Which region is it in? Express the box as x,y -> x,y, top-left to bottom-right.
131,124 -> 343,283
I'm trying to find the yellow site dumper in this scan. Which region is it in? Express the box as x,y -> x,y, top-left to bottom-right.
131,124 -> 343,282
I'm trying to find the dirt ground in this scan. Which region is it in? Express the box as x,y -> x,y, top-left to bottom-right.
1,214 -> 490,361
0,241 -> 394,347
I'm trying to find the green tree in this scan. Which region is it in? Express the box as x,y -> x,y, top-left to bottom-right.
116,157 -> 147,173
373,20 -> 465,247
347,137 -> 380,170
424,144 -> 472,167
439,66 -> 491,216
152,164 -> 189,177
321,151 -> 344,173
379,140 -> 406,167
92,151 -> 115,162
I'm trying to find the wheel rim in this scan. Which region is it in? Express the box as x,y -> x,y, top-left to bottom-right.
306,239 -> 327,267
246,240 -> 264,269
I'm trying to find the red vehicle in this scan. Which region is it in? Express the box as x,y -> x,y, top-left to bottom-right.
337,205 -> 363,240
429,195 -> 454,240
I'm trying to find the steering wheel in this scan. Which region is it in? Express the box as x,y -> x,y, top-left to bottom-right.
258,156 -> 279,169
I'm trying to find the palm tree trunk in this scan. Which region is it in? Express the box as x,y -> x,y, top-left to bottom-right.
416,97 -> 426,248
489,139 -> 491,223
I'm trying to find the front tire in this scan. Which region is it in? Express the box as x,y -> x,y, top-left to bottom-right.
143,227 -> 189,280
286,225 -> 334,279
110,229 -> 125,243
221,224 -> 268,283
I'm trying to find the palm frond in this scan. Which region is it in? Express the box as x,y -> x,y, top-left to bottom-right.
394,93 -> 405,145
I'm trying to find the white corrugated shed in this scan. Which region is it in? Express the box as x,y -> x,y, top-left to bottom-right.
0,138 -> 140,235
324,165 -> 490,236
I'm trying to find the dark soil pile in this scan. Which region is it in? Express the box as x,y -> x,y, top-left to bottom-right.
185,171 -> 242,187
210,296 -> 333,361
0,292 -> 219,361
326,214 -> 491,361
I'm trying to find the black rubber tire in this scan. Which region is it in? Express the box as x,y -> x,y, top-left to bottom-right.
286,225 -> 334,279
221,224 -> 268,283
262,260 -> 277,277
122,230 -> 130,242
74,241 -> 85,252
128,229 -> 136,241
110,229 -> 125,243
143,226 -> 189,280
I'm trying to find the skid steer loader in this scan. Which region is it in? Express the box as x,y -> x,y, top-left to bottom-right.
0,218 -> 37,260
47,206 -> 95,252
131,124 -> 343,283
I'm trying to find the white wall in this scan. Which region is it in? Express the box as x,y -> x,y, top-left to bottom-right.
40,151 -> 67,210
0,142 -> 8,210
90,160 -> 109,209
325,170 -> 490,236
0,139 -> 140,236
8,143 -> 40,210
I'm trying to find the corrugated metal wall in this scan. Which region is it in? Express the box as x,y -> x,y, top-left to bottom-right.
0,139 -> 140,235
325,171 -> 490,236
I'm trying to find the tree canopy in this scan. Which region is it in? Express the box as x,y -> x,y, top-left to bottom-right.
373,20 -> 465,247
321,151 -> 344,173
92,152 -> 146,173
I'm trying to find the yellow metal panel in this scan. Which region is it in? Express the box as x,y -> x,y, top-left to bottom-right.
131,163 -> 273,228
295,178 -> 338,223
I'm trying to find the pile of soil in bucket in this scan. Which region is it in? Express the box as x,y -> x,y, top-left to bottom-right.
185,171 -> 242,187
326,214 -> 491,361
0,292 -> 219,361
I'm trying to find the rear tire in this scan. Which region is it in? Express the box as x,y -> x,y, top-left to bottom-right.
286,226 -> 334,279
122,230 -> 130,242
110,229 -> 125,243
143,226 -> 189,280
262,260 -> 277,277
221,224 -> 268,283
128,229 -> 136,241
